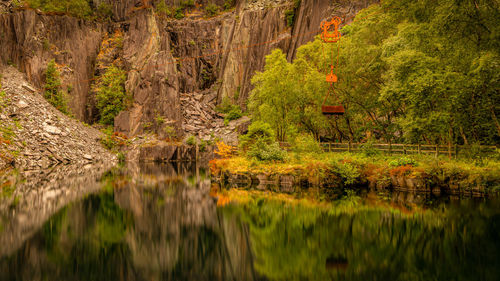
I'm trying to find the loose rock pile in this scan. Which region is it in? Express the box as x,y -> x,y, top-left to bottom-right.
0,66 -> 116,172
245,0 -> 288,10
180,91 -> 250,145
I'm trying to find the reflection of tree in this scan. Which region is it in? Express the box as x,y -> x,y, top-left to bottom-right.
228,199 -> 500,281
0,163 -> 258,281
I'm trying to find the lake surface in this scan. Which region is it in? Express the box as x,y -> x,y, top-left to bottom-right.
0,162 -> 499,281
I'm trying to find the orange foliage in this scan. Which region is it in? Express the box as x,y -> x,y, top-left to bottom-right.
0,137 -> 11,145
209,159 -> 221,176
216,194 -> 232,207
214,141 -> 234,159
390,165 -> 413,177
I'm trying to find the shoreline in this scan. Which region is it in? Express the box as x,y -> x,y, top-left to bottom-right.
209,153 -> 500,198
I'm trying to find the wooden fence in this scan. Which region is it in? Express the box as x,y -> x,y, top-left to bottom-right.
319,142 -> 498,158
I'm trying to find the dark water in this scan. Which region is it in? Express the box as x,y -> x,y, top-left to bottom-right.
0,163 -> 499,281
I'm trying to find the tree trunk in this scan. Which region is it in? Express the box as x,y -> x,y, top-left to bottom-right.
459,126 -> 469,145
490,106 -> 500,136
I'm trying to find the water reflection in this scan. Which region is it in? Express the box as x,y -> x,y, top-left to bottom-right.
0,162 -> 257,281
0,163 -> 498,281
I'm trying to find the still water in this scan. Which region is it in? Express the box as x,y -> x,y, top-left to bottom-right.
0,163 -> 499,281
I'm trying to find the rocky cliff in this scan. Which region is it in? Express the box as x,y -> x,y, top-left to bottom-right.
0,0 -> 377,140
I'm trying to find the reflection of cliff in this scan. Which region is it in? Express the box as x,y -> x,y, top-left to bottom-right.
0,162 -> 113,257
114,162 -> 258,280
0,163 -> 259,281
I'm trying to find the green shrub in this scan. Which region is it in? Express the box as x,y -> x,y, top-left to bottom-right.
97,3 -> 113,20
205,3 -> 219,17
284,0 -> 301,27
21,0 -> 93,19
0,80 -> 6,113
44,59 -> 70,115
200,139 -> 208,152
155,114 -> 165,125
292,133 -> 322,154
216,96 -> 235,113
224,106 -> 242,124
155,0 -> 172,16
223,0 -> 235,10
361,141 -> 380,157
239,121 -> 275,151
100,127 -> 116,150
334,161 -> 360,185
458,143 -> 487,165
163,125 -> 177,140
181,0 -> 195,8
186,135 -> 197,145
285,9 -> 295,27
389,156 -> 417,167
248,138 -> 287,161
94,65 -> 128,126
174,7 -> 185,19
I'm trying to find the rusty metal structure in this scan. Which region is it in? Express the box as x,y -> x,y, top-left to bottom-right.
320,17 -> 344,116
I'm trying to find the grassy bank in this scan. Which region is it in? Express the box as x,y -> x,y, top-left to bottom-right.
210,152 -> 500,195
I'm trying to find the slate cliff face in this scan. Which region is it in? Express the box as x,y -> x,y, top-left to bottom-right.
0,0 -> 377,137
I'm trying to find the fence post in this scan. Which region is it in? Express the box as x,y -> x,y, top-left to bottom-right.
417,144 -> 421,155
448,142 -> 452,160
403,144 -> 406,155
435,145 -> 438,158
328,142 -> 331,153
348,141 -> 351,153
389,142 -> 392,155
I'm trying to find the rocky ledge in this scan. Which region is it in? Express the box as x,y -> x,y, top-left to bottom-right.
0,66 -> 116,172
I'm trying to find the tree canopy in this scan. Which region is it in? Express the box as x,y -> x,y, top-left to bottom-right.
248,0 -> 500,145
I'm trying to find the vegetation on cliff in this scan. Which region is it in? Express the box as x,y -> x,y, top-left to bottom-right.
249,0 -> 500,146
14,0 -> 93,18
44,59 -> 70,115
93,65 -> 128,126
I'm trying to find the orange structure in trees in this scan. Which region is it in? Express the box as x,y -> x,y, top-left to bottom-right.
320,16 -> 342,43
320,17 -> 345,116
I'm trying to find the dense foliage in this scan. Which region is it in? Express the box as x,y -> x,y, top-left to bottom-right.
15,0 -> 93,18
44,59 -> 70,115
250,0 -> 500,146
93,65 -> 128,126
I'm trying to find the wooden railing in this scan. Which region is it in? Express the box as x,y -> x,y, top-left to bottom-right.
319,142 -> 498,158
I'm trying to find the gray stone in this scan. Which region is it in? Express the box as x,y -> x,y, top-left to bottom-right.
17,100 -> 28,109
22,84 -> 36,93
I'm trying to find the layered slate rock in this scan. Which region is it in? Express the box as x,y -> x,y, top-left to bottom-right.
0,66 -> 116,171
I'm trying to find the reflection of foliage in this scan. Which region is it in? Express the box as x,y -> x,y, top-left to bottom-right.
35,192 -> 134,280
222,195 -> 500,281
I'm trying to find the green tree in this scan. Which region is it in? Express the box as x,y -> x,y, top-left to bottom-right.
94,66 -> 128,126
249,49 -> 300,142
247,0 -> 500,145
44,59 -> 70,115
